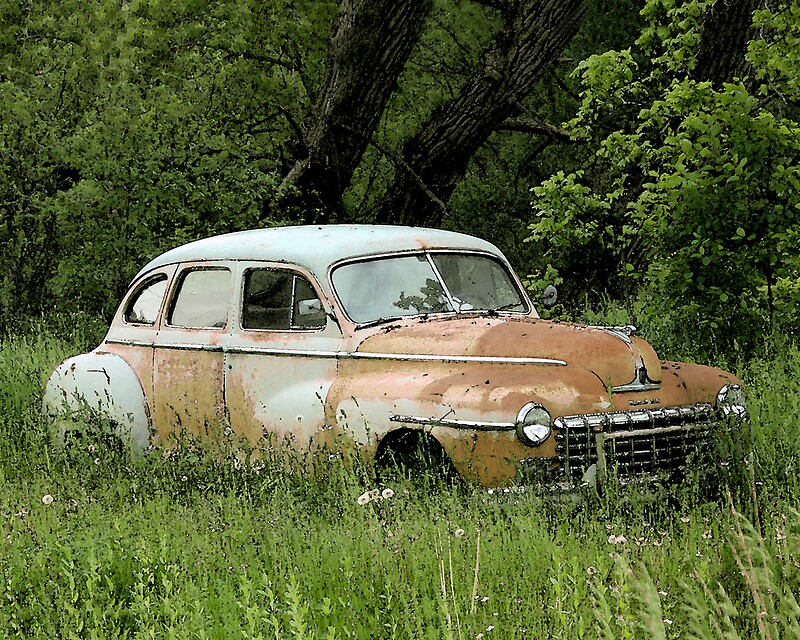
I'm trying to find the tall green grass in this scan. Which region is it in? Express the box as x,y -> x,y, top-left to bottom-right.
2,325 -> 800,638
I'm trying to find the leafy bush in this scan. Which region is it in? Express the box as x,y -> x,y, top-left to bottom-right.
528,0 -> 800,354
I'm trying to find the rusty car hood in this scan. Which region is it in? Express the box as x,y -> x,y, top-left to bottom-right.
354,316 -> 662,388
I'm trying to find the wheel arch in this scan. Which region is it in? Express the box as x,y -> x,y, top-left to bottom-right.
374,427 -> 461,482
42,351 -> 152,451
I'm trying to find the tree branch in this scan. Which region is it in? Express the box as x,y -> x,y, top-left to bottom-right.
497,116 -> 578,141
357,130 -> 449,215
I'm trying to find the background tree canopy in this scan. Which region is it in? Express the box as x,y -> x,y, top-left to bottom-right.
0,0 -> 797,353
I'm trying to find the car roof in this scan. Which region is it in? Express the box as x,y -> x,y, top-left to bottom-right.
134,224 -> 504,280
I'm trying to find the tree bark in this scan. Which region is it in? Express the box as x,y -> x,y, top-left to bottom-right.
694,0 -> 766,86
282,0 -> 432,223
374,0 -> 587,227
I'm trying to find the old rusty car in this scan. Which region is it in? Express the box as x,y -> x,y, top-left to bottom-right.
43,225 -> 747,489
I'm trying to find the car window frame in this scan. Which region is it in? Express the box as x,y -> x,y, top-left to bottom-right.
165,265 -> 233,331
122,273 -> 171,327
238,265 -> 328,333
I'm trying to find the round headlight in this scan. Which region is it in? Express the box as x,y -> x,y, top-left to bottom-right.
717,384 -> 747,418
516,403 -> 552,447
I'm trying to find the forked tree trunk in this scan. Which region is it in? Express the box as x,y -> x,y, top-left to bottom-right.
374,0 -> 587,227
283,0 -> 432,222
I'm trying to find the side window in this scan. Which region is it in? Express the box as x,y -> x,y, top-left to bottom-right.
124,275 -> 168,325
242,269 -> 326,330
168,268 -> 231,329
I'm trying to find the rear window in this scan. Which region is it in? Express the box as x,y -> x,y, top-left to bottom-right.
124,275 -> 168,325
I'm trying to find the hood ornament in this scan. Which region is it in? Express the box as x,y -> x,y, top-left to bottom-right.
612,365 -> 661,393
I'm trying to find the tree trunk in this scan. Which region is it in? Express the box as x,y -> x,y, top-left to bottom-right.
282,0 -> 432,223
694,0 -> 765,86
374,0 -> 587,228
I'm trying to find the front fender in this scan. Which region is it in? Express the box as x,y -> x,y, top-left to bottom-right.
43,351 -> 151,451
324,359 -> 611,486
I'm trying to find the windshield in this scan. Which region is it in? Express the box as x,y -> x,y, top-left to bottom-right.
331,252 -> 529,324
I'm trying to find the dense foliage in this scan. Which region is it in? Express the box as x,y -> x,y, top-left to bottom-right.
3,4 -> 800,636
529,1 -> 800,352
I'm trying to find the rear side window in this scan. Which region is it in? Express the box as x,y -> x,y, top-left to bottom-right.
124,275 -> 168,325
168,268 -> 231,329
242,269 -> 326,330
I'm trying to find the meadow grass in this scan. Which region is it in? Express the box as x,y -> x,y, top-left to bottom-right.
1,327 -> 800,638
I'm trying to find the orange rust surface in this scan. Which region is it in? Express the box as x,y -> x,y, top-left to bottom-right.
437,429 -> 554,487
356,316 -> 641,387
152,349 -> 227,446
658,360 -> 742,401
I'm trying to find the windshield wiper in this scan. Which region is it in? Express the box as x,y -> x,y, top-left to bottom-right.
355,315 -> 406,330
486,302 -> 524,315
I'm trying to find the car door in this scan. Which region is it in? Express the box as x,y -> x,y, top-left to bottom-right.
152,263 -> 233,446
225,263 -> 341,451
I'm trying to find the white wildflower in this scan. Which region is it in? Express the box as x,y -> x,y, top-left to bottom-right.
41,494 -> 54,506
357,489 -> 381,505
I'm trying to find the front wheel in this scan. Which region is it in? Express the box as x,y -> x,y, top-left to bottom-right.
374,429 -> 462,490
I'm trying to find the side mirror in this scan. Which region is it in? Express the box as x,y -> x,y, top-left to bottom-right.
542,284 -> 558,309
297,298 -> 323,316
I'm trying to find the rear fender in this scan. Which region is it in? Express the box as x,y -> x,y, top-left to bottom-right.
42,352 -> 151,451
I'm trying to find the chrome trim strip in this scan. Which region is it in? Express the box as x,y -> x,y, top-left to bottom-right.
611,382 -> 661,393
227,346 -> 339,358
390,415 -> 516,431
555,403 -> 715,430
106,339 -> 155,348
160,343 -> 225,353
597,422 -> 711,440
106,339 -> 223,352
106,339 -> 567,365
350,352 -> 566,366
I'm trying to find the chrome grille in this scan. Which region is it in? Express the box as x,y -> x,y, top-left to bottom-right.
554,403 -> 715,483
